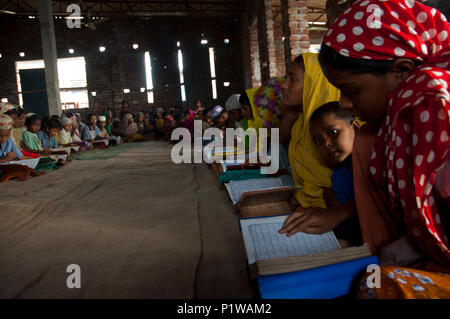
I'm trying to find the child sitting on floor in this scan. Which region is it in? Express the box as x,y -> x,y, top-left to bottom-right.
0,114 -> 25,163
97,115 -> 110,139
6,107 -> 26,150
122,113 -> 137,136
122,113 -> 146,143
81,114 -> 100,142
279,102 -> 361,247
97,115 -> 121,146
38,117 -> 61,149
21,115 -> 51,156
59,117 -> 75,147
75,112 -> 86,133
136,112 -> 149,136
163,111 -> 175,141
154,108 -> 165,139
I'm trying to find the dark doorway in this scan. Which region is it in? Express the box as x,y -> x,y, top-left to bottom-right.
19,68 -> 49,119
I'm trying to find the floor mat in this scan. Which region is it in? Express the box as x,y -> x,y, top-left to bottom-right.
70,142 -> 144,160
0,141 -> 255,298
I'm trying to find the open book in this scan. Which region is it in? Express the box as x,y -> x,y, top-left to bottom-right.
240,215 -> 372,277
92,139 -> 109,146
225,177 -> 289,205
0,158 -> 40,169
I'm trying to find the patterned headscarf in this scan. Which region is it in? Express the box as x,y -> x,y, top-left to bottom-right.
254,77 -> 285,129
0,114 -> 14,130
0,102 -> 16,114
323,0 -> 450,262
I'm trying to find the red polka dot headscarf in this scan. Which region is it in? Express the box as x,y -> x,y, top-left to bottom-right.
322,0 -> 449,61
324,0 -> 450,265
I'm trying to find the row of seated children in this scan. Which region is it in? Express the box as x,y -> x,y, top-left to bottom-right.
116,106 -> 186,142
1,103 -> 187,175
0,109 -> 67,168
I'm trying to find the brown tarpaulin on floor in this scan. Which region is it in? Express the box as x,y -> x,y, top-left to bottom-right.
0,142 -> 256,298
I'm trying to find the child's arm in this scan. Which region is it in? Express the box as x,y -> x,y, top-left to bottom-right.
21,143 -> 51,156
59,143 -> 74,147
0,152 -> 16,163
20,142 -> 38,154
81,127 -> 93,141
279,189 -> 356,237
324,188 -> 340,209
278,203 -> 355,236
287,195 -> 300,210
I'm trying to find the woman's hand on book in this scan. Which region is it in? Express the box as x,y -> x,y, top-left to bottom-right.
278,207 -> 341,237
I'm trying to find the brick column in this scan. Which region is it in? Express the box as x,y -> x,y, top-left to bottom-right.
281,0 -> 310,62
249,20 -> 261,88
264,0 -> 278,77
274,21 -> 286,76
257,0 -> 279,82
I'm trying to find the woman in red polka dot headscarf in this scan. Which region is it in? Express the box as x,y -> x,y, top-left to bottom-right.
319,0 -> 450,270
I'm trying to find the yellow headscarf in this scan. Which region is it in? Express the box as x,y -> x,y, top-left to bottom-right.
245,88 -> 264,131
241,88 -> 265,151
288,53 -> 340,209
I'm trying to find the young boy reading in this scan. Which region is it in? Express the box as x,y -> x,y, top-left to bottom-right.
0,114 -> 25,163
38,117 -> 61,149
279,102 -> 361,247
97,115 -> 110,139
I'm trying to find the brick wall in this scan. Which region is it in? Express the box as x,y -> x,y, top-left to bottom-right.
0,15 -> 244,119
273,21 -> 286,77
264,0 -> 278,78
286,0 -> 310,57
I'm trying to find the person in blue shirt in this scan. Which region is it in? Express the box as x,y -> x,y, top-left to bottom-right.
279,101 -> 361,247
81,113 -> 99,141
38,117 -> 61,149
0,114 -> 24,163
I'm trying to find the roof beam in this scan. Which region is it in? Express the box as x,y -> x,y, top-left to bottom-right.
0,0 -> 245,15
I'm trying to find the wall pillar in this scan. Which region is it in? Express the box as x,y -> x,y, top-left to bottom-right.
37,0 -> 62,116
249,19 -> 261,88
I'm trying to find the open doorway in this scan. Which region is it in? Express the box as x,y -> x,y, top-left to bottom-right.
15,56 -> 89,111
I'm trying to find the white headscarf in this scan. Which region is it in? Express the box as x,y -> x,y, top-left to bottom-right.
225,94 -> 241,111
